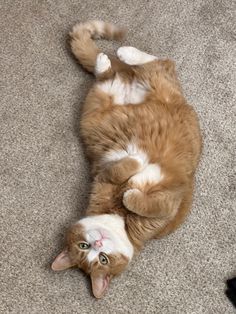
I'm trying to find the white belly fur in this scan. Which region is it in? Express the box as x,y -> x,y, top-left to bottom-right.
130,163 -> 163,186
97,76 -> 148,105
103,143 -> 163,186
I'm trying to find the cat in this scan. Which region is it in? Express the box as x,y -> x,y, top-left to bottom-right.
51,20 -> 202,298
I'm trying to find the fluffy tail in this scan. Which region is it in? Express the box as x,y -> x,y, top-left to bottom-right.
70,20 -> 125,73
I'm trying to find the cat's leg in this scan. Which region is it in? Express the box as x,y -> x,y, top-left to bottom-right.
117,47 -> 157,65
101,156 -> 145,185
95,52 -> 132,79
123,187 -> 183,219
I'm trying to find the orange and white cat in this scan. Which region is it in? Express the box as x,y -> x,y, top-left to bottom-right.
51,21 -> 202,298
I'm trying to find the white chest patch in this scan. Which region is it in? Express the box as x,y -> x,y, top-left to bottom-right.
78,214 -> 134,262
129,163 -> 163,186
97,76 -> 148,105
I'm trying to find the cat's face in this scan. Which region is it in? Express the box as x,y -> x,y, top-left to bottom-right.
52,215 -> 134,298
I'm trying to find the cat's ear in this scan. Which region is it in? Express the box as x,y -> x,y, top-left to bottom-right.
90,273 -> 110,298
51,249 -> 75,271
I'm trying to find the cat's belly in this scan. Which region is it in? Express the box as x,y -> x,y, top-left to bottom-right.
129,163 -> 163,186
97,76 -> 148,105
83,101 -> 162,164
102,142 -> 163,187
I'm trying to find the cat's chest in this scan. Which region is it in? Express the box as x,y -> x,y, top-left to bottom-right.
97,76 -> 148,105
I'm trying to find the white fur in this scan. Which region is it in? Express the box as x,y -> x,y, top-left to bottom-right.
123,188 -> 141,201
102,142 -> 149,168
130,163 -> 163,186
91,20 -> 105,34
102,149 -> 128,164
102,144 -> 163,186
117,46 -> 157,65
97,76 -> 148,105
126,143 -> 149,167
95,53 -> 111,74
78,214 -> 134,262
72,21 -> 105,38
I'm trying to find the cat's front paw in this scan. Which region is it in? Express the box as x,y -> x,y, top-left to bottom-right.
123,188 -> 142,214
95,53 -> 111,74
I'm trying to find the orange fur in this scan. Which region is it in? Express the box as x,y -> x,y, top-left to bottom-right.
52,20 -> 202,298
70,20 -> 125,73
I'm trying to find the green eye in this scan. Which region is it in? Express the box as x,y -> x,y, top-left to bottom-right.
78,242 -> 90,250
99,253 -> 109,265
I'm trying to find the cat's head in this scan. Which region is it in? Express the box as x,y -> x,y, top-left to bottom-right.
51,214 -> 134,298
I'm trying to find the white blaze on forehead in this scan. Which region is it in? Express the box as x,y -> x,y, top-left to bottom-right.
78,214 -> 134,262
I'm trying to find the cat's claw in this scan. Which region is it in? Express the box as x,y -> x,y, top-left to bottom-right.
95,53 -> 111,74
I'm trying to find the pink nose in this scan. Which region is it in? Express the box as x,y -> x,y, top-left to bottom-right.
94,240 -> 103,248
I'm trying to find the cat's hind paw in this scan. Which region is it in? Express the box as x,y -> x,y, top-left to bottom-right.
117,47 -> 141,65
95,53 -> 111,75
117,46 -> 157,65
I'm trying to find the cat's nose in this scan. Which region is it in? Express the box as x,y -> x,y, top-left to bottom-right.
94,240 -> 103,248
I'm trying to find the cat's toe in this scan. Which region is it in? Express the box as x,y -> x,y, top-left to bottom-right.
95,53 -> 111,74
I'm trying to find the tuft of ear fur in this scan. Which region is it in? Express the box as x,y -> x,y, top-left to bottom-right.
51,250 -> 75,271
90,273 -> 110,298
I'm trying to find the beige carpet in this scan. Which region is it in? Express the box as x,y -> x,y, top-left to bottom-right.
1,0 -> 235,313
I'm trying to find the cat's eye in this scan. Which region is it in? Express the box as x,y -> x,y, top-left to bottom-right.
78,242 -> 90,250
99,253 -> 109,265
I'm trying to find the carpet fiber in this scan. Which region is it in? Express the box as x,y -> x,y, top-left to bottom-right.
1,0 -> 235,313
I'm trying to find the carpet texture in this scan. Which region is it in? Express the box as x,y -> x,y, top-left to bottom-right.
1,0 -> 235,313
